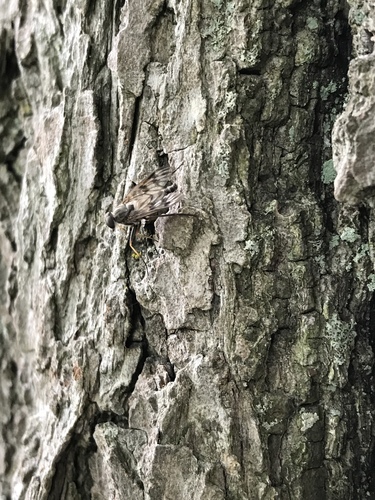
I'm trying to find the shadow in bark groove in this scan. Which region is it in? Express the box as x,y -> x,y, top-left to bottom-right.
128,95 -> 142,162
93,408 -> 128,429
48,430 -> 95,500
238,67 -> 261,76
123,288 -> 149,401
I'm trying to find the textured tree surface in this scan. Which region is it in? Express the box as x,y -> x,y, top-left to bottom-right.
1,0 -> 374,499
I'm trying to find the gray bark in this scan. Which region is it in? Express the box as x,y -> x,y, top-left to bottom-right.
333,2 -> 375,203
0,0 -> 374,499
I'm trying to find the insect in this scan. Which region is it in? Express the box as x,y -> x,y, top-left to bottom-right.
105,165 -> 183,256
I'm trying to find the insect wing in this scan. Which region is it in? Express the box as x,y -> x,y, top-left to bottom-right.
121,166 -> 180,223
122,166 -> 171,204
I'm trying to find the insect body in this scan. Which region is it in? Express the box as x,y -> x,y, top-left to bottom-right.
105,165 -> 182,256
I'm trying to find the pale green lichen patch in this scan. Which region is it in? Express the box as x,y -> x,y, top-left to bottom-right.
218,90 -> 237,119
352,9 -> 365,25
326,314 -> 356,366
322,159 -> 336,184
367,273 -> 375,292
201,0 -> 250,60
320,81 -> 338,101
339,226 -> 360,243
353,244 -> 369,263
295,30 -> 319,65
244,239 -> 260,257
306,17 -> 319,30
329,235 -> 340,250
300,410 -> 319,432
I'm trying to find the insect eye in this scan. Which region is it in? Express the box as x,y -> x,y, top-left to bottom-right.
105,212 -> 115,230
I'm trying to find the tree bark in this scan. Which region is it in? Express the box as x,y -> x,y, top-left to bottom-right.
0,0 -> 374,499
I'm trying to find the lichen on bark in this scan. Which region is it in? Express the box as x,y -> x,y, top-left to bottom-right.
1,0 -> 374,499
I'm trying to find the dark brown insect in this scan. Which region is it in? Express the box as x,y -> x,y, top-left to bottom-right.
105,165 -> 183,256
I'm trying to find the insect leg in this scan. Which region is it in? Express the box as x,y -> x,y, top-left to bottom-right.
129,225 -> 141,258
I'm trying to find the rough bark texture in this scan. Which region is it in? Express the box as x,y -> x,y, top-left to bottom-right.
1,0 -> 374,499
333,1 -> 375,203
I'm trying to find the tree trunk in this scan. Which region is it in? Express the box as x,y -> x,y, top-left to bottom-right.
1,0 -> 374,499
